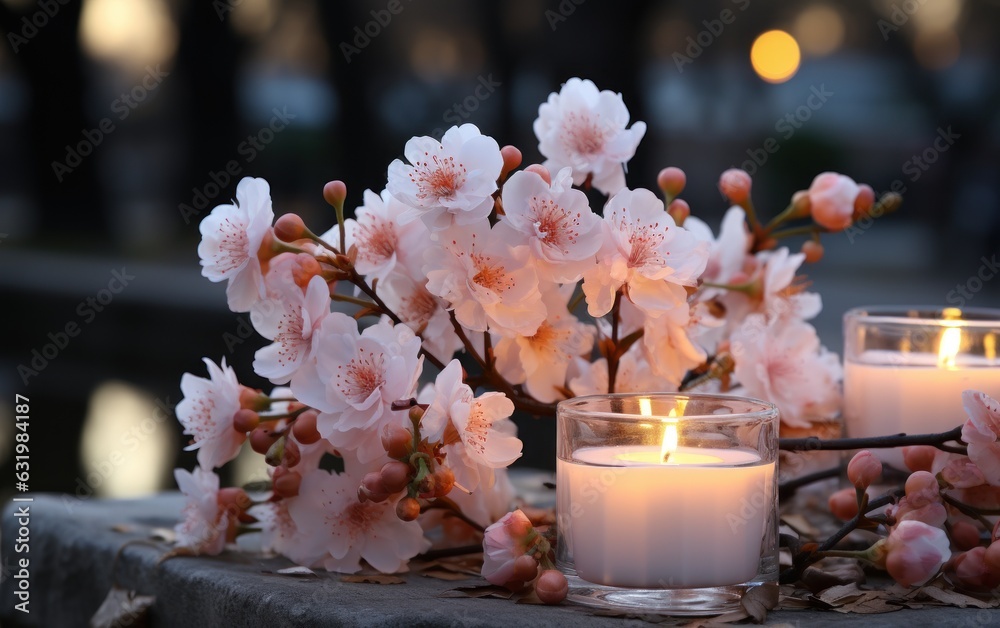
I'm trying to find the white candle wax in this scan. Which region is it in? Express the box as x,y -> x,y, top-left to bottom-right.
844,350 -> 1000,469
557,445 -> 774,588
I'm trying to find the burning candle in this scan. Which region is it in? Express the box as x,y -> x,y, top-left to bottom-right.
844,307 -> 1000,469
556,394 -> 778,595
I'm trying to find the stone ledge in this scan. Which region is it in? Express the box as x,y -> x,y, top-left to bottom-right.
0,494 -> 996,627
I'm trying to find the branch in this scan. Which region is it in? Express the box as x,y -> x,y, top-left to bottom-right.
779,426 -> 965,454
778,466 -> 841,501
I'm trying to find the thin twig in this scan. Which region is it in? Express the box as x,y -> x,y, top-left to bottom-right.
779,426 -> 964,453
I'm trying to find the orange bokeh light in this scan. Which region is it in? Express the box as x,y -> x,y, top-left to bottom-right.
751,30 -> 801,84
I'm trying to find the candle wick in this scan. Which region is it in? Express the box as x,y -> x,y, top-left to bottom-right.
662,452 -> 671,464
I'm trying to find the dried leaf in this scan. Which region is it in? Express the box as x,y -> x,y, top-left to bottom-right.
110,524 -> 134,533
918,585 -> 997,609
816,582 -> 865,606
801,561 -> 865,594
780,514 -> 819,538
835,593 -> 900,614
89,587 -> 154,628
439,584 -> 513,599
340,574 -> 405,585
274,566 -> 317,577
513,588 -> 543,605
420,569 -> 475,581
740,583 -> 778,622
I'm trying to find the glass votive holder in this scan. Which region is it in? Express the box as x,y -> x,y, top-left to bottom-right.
843,306 -> 1000,470
556,393 -> 779,615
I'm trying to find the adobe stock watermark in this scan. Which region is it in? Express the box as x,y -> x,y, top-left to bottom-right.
17,268 -> 136,386
340,0 -> 414,64
673,0 -> 751,72
61,396 -> 176,514
945,254 -> 1000,308
844,126 -> 959,243
546,0 -> 588,31
179,107 -> 296,225
6,0 -> 71,54
733,84 -> 833,176
877,0 -> 928,41
51,64 -> 170,182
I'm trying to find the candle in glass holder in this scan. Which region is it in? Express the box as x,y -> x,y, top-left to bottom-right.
843,307 -> 1000,469
557,394 -> 778,595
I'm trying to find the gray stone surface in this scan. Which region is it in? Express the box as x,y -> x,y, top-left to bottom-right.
0,494 -> 998,627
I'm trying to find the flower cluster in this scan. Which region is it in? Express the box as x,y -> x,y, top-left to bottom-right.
825,392 -> 1000,589
171,77 -> 900,583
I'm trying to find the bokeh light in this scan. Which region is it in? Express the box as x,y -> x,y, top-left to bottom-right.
792,5 -> 845,57
750,30 -> 801,83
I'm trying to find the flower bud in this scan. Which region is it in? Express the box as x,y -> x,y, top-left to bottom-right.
249,427 -> 280,454
801,240 -> 823,264
233,409 -> 260,433
828,487 -> 859,521
790,190 -> 811,218
512,554 -> 538,583
950,547 -> 1000,591
282,439 -> 301,468
883,520 -> 951,587
847,450 -> 882,490
291,253 -> 322,290
718,169 -> 752,205
853,184 -> 875,219
381,424 -> 411,459
274,213 -> 308,242
362,471 -> 389,498
952,520 -> 983,551
657,167 -> 686,198
984,541 -> 1000,572
396,497 -> 421,521
809,172 -> 859,231
901,446 -> 937,473
323,180 -> 347,208
380,461 -> 412,494
500,145 -> 522,178
292,410 -> 321,445
667,198 -> 690,226
239,388 -> 270,411
273,470 -> 301,498
535,570 -> 568,605
904,470 -> 941,508
524,164 -> 551,185
217,487 -> 251,512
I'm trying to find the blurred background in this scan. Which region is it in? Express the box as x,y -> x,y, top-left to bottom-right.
0,0 -> 998,503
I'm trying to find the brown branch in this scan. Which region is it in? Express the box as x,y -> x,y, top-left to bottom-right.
779,426 -> 965,454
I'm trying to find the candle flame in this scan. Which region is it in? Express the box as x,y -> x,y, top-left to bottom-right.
938,326 -> 962,369
660,402 -> 685,463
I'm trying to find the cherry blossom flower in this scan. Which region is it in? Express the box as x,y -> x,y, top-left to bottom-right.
252,273 -> 330,385
292,314 -> 423,462
581,187 -> 708,318
345,189 -> 430,285
730,314 -> 842,428
177,357 -> 245,470
379,273 -> 462,364
497,167 -> 603,282
754,247 -> 822,321
424,220 -> 546,337
481,509 -> 535,586
287,466 -> 430,573
879,520 -> 951,587
568,348 -> 677,396
847,450 -> 882,490
174,466 -> 230,555
387,124 -> 503,231
493,285 -> 595,403
961,391 -> 1000,485
421,360 -> 522,492
685,206 -> 752,289
640,302 -> 710,387
198,177 -> 274,312
809,172 -> 860,231
533,78 -> 646,195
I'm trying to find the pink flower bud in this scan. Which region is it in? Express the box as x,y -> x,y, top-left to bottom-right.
323,180 -> 347,208
808,172 -> 860,231
524,164 -> 551,185
853,184 -> 875,217
482,510 -> 536,587
883,520 -> 951,587
951,520 -> 983,551
274,213 -> 307,242
902,446 -> 937,473
950,547 -> 1000,591
500,145 -> 522,177
535,569 -> 568,605
657,167 -> 686,198
718,169 -> 752,205
847,450 -> 882,489
667,198 -> 690,226
904,470 -> 941,508
828,487 -> 859,521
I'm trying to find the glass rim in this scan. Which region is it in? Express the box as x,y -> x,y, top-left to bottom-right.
557,392 -> 778,423
844,306 -> 1000,327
